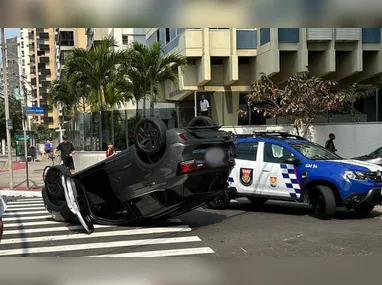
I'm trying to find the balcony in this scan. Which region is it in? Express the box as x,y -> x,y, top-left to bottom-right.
39,56 -> 50,63
306,28 -> 333,41
335,28 -> 361,41
260,28 -> 271,45
39,44 -> 50,51
236,30 -> 257,49
38,32 -> 49,39
362,28 -> 381,43
278,28 -> 299,43
40,69 -> 51,75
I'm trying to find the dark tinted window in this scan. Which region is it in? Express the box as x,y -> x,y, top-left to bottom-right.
236,142 -> 258,161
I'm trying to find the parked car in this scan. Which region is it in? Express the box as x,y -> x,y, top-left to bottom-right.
352,147 -> 382,166
206,131 -> 382,220
42,116 -> 236,234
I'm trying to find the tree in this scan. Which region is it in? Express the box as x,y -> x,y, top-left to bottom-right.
63,36 -> 129,145
0,95 -> 23,144
126,41 -> 187,117
246,72 -> 370,136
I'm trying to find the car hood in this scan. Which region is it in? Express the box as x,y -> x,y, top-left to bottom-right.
318,159 -> 382,172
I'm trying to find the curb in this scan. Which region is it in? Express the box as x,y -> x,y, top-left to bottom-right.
0,189 -> 42,198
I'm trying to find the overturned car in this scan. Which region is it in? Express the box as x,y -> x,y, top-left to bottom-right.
42,116 -> 236,233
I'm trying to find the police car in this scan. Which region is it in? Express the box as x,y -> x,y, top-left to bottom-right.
206,131 -> 382,220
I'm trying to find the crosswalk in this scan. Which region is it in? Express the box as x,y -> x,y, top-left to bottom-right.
0,198 -> 215,257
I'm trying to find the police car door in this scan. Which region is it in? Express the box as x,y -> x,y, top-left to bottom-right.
258,142 -> 301,198
229,141 -> 261,195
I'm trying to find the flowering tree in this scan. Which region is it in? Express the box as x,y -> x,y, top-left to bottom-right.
245,72 -> 368,136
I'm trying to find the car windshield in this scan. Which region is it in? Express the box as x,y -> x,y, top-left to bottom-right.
288,142 -> 343,160
367,147 -> 382,158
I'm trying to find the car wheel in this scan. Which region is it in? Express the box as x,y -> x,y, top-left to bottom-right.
206,189 -> 231,210
42,186 -> 75,222
134,117 -> 167,156
311,185 -> 337,220
247,197 -> 268,207
354,205 -> 375,216
187,115 -> 217,127
44,165 -> 72,200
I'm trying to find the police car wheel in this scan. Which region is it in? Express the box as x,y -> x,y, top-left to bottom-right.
354,205 -> 375,216
311,185 -> 336,220
206,190 -> 231,210
247,197 -> 268,206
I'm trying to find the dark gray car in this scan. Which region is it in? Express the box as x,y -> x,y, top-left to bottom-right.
352,147 -> 382,166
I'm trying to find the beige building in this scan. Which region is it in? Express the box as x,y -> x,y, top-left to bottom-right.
145,28 -> 382,126
28,28 -> 58,129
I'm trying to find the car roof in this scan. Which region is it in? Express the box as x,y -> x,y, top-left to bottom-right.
235,132 -> 309,145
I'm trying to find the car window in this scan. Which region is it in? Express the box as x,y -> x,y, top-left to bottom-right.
288,142 -> 342,160
236,142 -> 258,161
263,143 -> 295,163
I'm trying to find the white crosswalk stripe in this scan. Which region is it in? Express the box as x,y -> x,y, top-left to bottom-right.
0,198 -> 215,257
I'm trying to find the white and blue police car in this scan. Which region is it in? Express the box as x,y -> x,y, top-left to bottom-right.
206,131 -> 382,220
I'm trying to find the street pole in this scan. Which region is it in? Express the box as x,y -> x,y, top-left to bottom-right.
21,80 -> 30,189
1,28 -> 14,189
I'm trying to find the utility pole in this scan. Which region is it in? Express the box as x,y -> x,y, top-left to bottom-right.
1,28 -> 14,189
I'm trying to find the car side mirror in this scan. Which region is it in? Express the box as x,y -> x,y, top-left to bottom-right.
284,157 -> 301,165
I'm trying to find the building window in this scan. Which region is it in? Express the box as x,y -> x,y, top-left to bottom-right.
165,28 -> 170,44
60,31 -> 74,46
156,29 -> 160,42
122,35 -> 128,45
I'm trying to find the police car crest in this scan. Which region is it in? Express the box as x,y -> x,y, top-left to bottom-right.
240,168 -> 253,186
270,176 -> 277,187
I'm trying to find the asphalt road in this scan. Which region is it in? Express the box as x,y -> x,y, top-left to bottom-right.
1,197 -> 382,257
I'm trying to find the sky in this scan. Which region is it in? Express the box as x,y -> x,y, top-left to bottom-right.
0,28 -> 20,61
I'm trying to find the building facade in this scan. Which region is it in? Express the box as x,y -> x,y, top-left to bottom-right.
28,28 -> 58,129
145,28 -> 382,126
5,36 -> 21,100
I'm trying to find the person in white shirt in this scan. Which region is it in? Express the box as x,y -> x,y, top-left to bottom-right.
199,94 -> 210,116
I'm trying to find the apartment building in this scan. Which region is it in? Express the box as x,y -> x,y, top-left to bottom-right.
28,28 -> 58,129
5,37 -> 21,99
85,28 -> 109,51
146,28 -> 382,126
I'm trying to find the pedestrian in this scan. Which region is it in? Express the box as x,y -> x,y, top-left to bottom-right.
0,194 -> 6,242
45,140 -> 51,159
325,133 -> 337,153
39,142 -> 45,160
53,135 -> 76,174
106,141 -> 116,158
199,94 -> 210,117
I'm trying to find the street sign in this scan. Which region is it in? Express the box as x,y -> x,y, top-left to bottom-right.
25,106 -> 44,116
7,119 -> 13,130
14,88 -> 20,100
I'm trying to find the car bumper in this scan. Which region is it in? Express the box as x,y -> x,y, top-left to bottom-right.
343,188 -> 382,208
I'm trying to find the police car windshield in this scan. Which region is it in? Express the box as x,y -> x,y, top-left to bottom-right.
288,142 -> 342,160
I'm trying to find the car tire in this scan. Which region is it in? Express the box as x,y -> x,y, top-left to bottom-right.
44,165 -> 72,200
134,117 -> 167,156
311,185 -> 337,220
42,186 -> 75,222
187,115 -> 217,127
206,189 -> 231,210
247,197 -> 268,207
354,205 -> 375,216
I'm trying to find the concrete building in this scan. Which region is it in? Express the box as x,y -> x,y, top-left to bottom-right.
145,28 -> 382,126
85,28 -> 109,51
5,37 -> 20,100
28,28 -> 58,129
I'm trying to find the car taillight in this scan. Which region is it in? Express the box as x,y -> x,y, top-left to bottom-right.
179,160 -> 205,173
179,134 -> 188,142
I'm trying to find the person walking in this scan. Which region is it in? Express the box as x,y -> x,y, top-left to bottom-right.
199,94 -> 210,117
44,140 -> 51,159
325,133 -> 337,153
53,135 -> 76,174
106,141 -> 116,158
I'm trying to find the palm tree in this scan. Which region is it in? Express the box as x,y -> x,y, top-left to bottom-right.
63,36 -> 129,146
127,41 -> 187,117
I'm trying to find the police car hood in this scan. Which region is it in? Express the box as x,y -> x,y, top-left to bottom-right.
322,159 -> 382,172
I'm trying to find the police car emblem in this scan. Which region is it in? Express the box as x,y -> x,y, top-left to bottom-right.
240,168 -> 253,186
270,176 -> 277,187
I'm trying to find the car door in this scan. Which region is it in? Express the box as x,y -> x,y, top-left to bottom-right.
229,141 -> 262,195
258,142 -> 302,199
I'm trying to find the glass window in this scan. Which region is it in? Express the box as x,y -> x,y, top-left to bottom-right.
288,142 -> 342,160
236,142 -> 258,161
263,143 -> 295,163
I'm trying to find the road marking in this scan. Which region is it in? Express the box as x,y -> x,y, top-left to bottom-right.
282,234 -> 304,242
1,215 -> 51,221
0,225 -> 192,245
88,247 -> 215,257
0,236 -> 202,256
5,206 -> 46,210
4,220 -> 71,227
5,201 -> 44,205
3,210 -> 49,215
3,224 -> 115,235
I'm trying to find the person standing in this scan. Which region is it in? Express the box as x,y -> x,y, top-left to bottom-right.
53,135 -> 76,174
106,141 -> 116,158
325,133 -> 337,153
44,140 -> 51,159
199,94 -> 210,117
